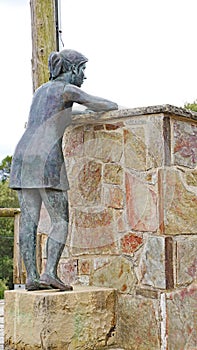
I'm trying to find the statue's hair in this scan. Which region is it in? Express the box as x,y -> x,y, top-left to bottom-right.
48,49 -> 88,80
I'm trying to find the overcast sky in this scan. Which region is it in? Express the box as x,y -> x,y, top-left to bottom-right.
1,0 -> 197,161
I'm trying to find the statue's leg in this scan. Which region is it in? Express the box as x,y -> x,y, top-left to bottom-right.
17,189 -> 42,290
39,189 -> 73,291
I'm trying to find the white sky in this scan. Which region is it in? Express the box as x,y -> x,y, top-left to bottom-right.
0,0 -> 197,161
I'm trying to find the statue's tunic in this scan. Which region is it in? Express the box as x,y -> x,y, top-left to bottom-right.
10,80 -> 72,190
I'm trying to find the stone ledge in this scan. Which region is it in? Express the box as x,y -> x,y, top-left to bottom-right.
72,104 -> 197,125
4,286 -> 116,350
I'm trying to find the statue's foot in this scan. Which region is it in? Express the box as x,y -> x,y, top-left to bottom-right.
39,273 -> 73,291
26,279 -> 40,291
26,278 -> 52,291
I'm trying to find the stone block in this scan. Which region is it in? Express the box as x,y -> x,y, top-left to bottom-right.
176,236 -> 197,286
70,208 -> 119,255
78,258 -> 92,275
67,159 -> 102,206
172,119 -> 197,168
103,164 -> 123,185
124,127 -> 146,170
126,172 -> 158,232
92,256 -> 137,293
63,125 -> 84,157
4,286 -> 116,350
138,236 -> 174,289
120,233 -> 143,254
116,294 -> 160,350
124,115 -> 164,170
104,186 -> 124,209
159,168 -> 197,234
166,283 -> 197,350
57,258 -> 78,285
84,130 -> 123,163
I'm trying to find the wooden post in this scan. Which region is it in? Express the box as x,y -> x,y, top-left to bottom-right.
30,0 -> 58,91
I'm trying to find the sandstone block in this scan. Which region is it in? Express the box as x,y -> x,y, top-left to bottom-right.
70,208 -> 118,255
172,119 -> 197,168
138,236 -> 174,289
176,236 -> 197,286
104,186 -> 124,209
103,164 -> 123,185
92,256 -> 137,293
63,126 -> 84,157
166,283 -> 197,350
124,115 -> 164,170
67,159 -> 102,206
126,172 -> 158,232
116,294 -> 160,350
84,131 -> 123,163
124,127 -> 146,170
4,286 -> 116,350
120,233 -> 143,254
159,168 -> 197,234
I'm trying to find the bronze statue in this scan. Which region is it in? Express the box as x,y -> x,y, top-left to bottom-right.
9,49 -> 118,291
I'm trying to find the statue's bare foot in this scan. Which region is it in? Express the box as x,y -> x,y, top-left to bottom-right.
26,278 -> 40,291
39,273 -> 73,291
26,278 -> 53,291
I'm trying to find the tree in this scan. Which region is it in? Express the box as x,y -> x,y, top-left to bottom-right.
184,100 -> 197,113
0,156 -> 19,293
0,155 -> 12,183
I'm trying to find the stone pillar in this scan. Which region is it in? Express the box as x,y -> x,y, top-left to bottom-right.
8,105 -> 196,350
60,105 -> 196,350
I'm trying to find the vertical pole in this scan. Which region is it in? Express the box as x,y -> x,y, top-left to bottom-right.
30,0 -> 58,91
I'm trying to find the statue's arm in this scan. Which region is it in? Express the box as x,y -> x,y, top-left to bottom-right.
63,84 -> 118,112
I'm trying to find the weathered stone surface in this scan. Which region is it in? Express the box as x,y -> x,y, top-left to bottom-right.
103,164 -> 123,185
185,169 -> 197,186
126,172 -> 158,232
104,186 -> 124,209
124,127 -> 146,170
57,258 -> 78,285
92,256 -> 137,293
4,287 -> 116,350
78,160 -> 102,202
159,168 -> 197,234
121,233 -> 143,254
70,208 -> 119,255
124,116 -> 164,170
138,236 -> 166,289
63,125 -> 84,157
176,236 -> 197,286
78,258 -> 92,275
67,159 -> 102,206
173,119 -> 197,168
116,294 -> 160,350
84,131 -> 123,163
146,116 -> 165,169
166,283 -> 197,350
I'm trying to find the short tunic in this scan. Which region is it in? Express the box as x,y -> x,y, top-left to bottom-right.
9,80 -> 73,190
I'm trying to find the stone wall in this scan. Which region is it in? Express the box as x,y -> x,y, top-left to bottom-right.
38,105 -> 197,349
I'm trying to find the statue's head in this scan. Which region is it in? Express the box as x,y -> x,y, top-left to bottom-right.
48,49 -> 88,87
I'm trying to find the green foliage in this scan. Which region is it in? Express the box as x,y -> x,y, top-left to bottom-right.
0,180 -> 19,208
0,279 -> 8,299
184,101 -> 197,112
0,157 -> 19,294
0,155 -> 12,183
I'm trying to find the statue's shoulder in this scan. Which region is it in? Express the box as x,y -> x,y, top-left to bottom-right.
63,84 -> 83,101
63,84 -> 80,93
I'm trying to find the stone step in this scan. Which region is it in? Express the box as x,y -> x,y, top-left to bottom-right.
4,286 -> 117,350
